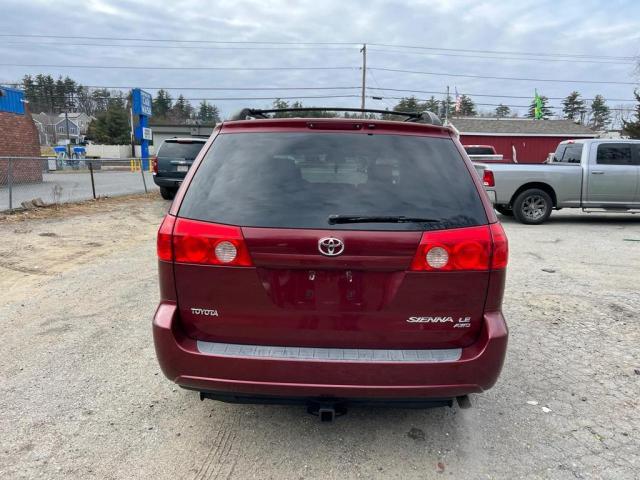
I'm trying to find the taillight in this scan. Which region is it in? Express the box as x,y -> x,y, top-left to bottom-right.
151,156 -> 158,174
411,226 -> 491,271
172,218 -> 252,266
490,222 -> 509,269
410,224 -> 507,271
157,214 -> 176,261
483,169 -> 495,187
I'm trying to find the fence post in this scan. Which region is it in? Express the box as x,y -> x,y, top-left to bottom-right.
8,157 -> 13,212
139,159 -> 148,193
88,160 -> 96,199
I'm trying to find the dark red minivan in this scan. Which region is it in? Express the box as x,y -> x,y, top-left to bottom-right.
153,108 -> 508,417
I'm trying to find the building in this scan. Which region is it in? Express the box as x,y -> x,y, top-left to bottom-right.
33,111 -> 94,146
450,118 -> 597,163
149,122 -> 215,147
0,87 -> 42,185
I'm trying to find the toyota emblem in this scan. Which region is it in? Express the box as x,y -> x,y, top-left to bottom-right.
318,237 -> 345,256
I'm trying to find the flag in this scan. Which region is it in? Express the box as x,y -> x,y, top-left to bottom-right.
454,87 -> 461,114
534,89 -> 543,120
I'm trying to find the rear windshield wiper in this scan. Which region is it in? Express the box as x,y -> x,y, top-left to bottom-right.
328,215 -> 440,225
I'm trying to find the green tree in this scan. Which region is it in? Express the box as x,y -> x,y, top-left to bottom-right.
526,95 -> 553,119
456,95 -> 476,116
562,91 -> 586,122
589,95 -> 610,130
152,89 -> 173,118
87,101 -> 131,144
422,96 -> 440,114
197,101 -> 220,123
441,94 -> 454,120
622,89 -> 640,138
393,96 -> 424,113
169,94 -> 193,122
495,104 -> 511,117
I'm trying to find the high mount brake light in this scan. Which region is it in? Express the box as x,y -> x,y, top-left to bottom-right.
483,169 -> 495,187
410,225 -> 508,271
171,218 -> 252,266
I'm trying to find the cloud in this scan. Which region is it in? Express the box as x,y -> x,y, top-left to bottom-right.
1,0 -> 638,117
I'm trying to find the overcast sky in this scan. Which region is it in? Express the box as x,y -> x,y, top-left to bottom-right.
1,0 -> 639,118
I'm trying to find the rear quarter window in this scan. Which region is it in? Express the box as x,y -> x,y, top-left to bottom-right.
179,132 -> 487,231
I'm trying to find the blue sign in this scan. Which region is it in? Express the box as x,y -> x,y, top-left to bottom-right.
132,88 -> 152,116
0,87 -> 25,115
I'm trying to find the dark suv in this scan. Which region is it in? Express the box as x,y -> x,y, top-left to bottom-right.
152,137 -> 207,200
153,108 -> 508,417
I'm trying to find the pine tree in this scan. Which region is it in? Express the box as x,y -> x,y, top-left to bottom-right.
422,96 -> 440,114
152,89 -> 173,118
169,95 -> 192,122
393,96 -> 423,113
197,101 -> 221,123
562,91 -> 586,122
589,95 -> 610,130
86,101 -> 130,144
622,89 -> 640,138
456,95 -> 476,116
526,95 -> 553,119
495,104 -> 511,117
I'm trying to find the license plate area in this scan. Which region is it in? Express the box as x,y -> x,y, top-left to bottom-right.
176,165 -> 189,172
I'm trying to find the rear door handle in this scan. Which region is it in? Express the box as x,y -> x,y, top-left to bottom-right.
591,171 -> 605,175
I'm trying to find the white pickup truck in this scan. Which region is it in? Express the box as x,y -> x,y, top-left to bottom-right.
482,139 -> 640,224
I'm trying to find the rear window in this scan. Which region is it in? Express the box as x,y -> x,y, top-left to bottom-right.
179,132 -> 487,231
157,141 -> 205,160
465,147 -> 495,155
553,143 -> 582,163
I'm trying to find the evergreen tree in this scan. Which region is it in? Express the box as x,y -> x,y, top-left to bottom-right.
152,89 -> 173,118
589,95 -> 610,130
622,89 -> 640,138
526,95 -> 553,119
562,91 -> 586,122
393,96 -> 424,113
495,104 -> 511,117
422,96 -> 440,114
197,101 -> 220,123
441,94 -> 454,120
169,94 -> 193,122
456,95 -> 476,116
86,101 -> 130,144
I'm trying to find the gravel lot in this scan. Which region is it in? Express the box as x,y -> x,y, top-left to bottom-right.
0,197 -> 638,479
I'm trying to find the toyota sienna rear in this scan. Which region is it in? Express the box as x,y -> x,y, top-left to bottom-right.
153,108 -> 508,415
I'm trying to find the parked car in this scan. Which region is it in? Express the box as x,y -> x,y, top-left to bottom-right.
153,108 -> 509,419
482,139 -> 640,224
152,137 -> 208,200
463,144 -> 510,163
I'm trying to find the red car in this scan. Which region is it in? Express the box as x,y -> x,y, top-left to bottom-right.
153,108 -> 508,419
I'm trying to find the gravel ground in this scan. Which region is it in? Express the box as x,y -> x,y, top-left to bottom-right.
0,198 -> 638,480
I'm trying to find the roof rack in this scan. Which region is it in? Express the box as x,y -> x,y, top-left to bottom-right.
227,107 -> 442,126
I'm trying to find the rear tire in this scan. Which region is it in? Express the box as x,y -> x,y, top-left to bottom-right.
512,189 -> 552,225
160,187 -> 176,200
495,205 -> 514,217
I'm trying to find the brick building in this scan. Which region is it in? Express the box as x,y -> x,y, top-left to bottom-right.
0,87 -> 42,185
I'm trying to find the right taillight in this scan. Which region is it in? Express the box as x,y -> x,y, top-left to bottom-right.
157,214 -> 176,261
151,156 -> 158,174
171,218 -> 252,266
483,169 -> 495,187
490,222 -> 509,269
410,224 -> 508,271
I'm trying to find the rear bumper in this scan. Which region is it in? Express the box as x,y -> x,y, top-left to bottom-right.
152,175 -> 184,188
152,303 -> 508,400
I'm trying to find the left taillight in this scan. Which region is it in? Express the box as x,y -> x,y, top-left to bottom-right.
483,169 -> 495,187
157,214 -> 176,261
171,218 -> 252,266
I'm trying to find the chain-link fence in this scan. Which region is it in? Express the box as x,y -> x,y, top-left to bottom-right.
0,156 -> 158,212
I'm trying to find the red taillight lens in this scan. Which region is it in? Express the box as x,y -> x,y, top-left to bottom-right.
157,214 -> 176,261
490,222 -> 509,269
151,156 -> 158,174
172,218 -> 252,266
411,226 -> 491,271
483,169 -> 495,187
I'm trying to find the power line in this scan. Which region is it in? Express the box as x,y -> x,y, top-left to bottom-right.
366,87 -> 637,102
1,82 -> 360,91
369,67 -> 638,85
368,47 -> 635,65
1,34 -> 635,61
368,43 -> 636,61
0,63 -> 356,71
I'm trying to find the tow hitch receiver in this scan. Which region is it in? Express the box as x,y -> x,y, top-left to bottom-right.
307,402 -> 347,422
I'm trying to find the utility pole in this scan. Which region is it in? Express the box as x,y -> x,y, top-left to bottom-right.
445,85 -> 450,124
64,93 -> 71,158
360,43 -> 367,111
